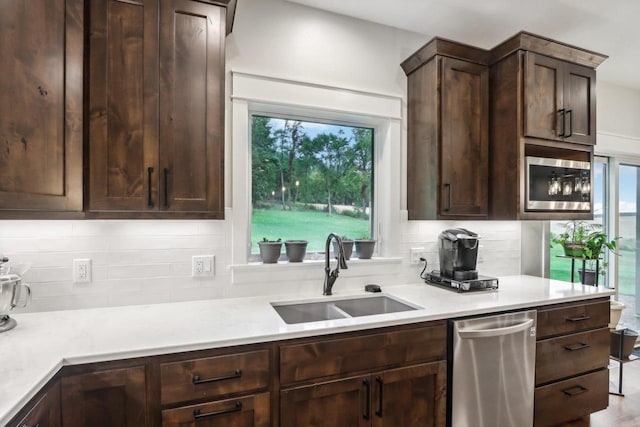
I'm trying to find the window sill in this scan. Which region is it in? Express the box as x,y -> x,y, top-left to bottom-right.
229,257 -> 403,272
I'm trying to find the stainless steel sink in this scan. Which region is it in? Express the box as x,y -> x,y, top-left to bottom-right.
272,295 -> 420,324
334,296 -> 417,318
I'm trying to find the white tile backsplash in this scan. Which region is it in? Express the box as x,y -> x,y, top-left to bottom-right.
1,217 -> 521,312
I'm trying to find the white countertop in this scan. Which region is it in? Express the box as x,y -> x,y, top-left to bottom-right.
0,275 -> 612,425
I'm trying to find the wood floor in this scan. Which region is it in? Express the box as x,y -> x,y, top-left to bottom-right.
559,356 -> 640,427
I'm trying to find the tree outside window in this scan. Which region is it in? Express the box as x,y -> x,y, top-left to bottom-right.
251,116 -> 373,253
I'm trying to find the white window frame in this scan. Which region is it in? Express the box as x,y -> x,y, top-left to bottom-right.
230,71 -> 403,266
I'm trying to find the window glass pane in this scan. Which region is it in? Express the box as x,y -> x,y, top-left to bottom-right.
251,116 -> 373,254
618,164 -> 640,330
549,161 -> 608,285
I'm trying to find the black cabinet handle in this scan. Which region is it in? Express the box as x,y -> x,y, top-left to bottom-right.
193,369 -> 242,384
193,402 -> 242,419
163,168 -> 169,208
375,376 -> 383,417
363,378 -> 371,420
566,109 -> 573,137
558,109 -> 566,136
564,342 -> 590,351
147,167 -> 154,208
565,314 -> 590,322
22,424 -> 40,427
562,385 -> 588,397
444,184 -> 451,212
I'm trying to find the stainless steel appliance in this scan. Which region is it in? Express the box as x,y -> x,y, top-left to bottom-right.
525,156 -> 591,211
438,228 -> 480,280
451,310 -> 537,427
0,258 -> 31,332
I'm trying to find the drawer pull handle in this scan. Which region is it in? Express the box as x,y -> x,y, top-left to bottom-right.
193,402 -> 242,419
363,378 -> 371,420
193,369 -> 242,384
564,342 -> 590,351
562,385 -> 588,397
565,315 -> 590,322
375,376 -> 383,417
22,424 -> 40,427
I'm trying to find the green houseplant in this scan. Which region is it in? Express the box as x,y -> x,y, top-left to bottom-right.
552,220 -> 594,257
578,231 -> 619,285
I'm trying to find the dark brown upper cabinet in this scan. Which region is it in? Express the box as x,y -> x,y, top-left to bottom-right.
0,0 -> 84,217
524,52 -> 596,145
402,39 -> 489,220
488,32 -> 606,220
86,0 -> 231,219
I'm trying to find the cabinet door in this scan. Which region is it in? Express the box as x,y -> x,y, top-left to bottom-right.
87,0 -> 159,212
439,57 -> 488,217
0,0 -> 82,213
61,366 -> 148,427
524,52 -> 564,141
280,376 -> 370,427
159,0 -> 225,217
161,392 -> 270,427
563,62 -> 596,145
15,382 -> 61,427
372,362 -> 446,427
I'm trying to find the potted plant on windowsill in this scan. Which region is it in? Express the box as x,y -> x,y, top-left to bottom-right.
257,238 -> 283,264
284,240 -> 308,262
332,236 -> 354,260
354,237 -> 376,259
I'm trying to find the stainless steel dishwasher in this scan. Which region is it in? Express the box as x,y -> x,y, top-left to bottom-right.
451,310 -> 537,427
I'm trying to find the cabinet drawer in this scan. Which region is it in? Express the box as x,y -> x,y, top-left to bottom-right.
536,327 -> 609,385
161,392 -> 270,427
534,369 -> 608,427
280,323 -> 446,385
536,299 -> 609,339
161,349 -> 269,405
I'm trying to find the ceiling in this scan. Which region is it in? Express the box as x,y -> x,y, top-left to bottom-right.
286,0 -> 639,89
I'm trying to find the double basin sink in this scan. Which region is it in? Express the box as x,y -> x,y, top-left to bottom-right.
272,295 -> 420,324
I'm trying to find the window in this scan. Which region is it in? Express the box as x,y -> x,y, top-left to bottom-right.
250,115 -> 374,253
549,157 -> 610,286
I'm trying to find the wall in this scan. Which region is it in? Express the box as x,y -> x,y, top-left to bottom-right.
2,0 -> 526,313
596,81 -> 640,156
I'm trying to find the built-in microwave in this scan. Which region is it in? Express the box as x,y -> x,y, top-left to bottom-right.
525,156 -> 591,211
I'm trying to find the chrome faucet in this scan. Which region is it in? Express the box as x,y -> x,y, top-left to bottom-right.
324,233 -> 348,296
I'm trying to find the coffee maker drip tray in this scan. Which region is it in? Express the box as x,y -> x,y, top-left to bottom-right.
423,270 -> 499,293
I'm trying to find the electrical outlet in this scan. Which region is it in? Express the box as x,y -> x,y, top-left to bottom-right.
410,247 -> 428,264
192,255 -> 215,277
73,259 -> 92,283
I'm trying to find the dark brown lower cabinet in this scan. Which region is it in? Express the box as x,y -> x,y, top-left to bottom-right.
280,361 -> 446,427
161,392 -> 270,427
534,369 -> 608,427
60,366 -> 148,427
15,382 -> 61,427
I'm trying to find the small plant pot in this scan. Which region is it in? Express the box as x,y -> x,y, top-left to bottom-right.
610,300 -> 626,330
355,239 -> 376,259
563,242 -> 586,257
257,241 -> 283,264
610,329 -> 639,359
285,240 -> 308,263
578,268 -> 597,286
332,240 -> 354,260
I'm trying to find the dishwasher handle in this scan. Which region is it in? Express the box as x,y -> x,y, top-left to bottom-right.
458,319 -> 534,339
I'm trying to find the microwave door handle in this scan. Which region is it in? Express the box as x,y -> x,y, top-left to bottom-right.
458,319 -> 534,339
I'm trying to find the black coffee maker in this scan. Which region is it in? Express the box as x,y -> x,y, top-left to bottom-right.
438,228 -> 480,280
